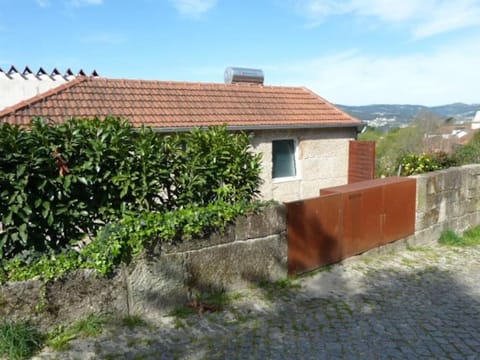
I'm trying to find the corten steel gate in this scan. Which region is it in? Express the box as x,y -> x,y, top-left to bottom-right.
287,177 -> 416,275
348,140 -> 376,184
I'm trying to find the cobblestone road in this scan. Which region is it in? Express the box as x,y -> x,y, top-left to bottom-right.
35,242 -> 480,359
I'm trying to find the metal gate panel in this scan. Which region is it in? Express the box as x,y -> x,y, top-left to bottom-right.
348,140 -> 376,184
341,185 -> 384,258
381,178 -> 416,244
287,194 -> 342,275
288,177 -> 416,275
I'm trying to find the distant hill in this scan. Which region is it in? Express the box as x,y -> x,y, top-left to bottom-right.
337,103 -> 480,131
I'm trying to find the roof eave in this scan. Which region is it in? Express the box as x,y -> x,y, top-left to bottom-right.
151,121 -> 365,133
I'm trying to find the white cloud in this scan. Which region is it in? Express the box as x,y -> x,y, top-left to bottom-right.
294,0 -> 351,22
294,0 -> 426,23
265,37 -> 480,105
294,0 -> 480,39
413,1 -> 480,39
36,0 -> 51,7
168,0 -> 217,18
71,0 -> 103,7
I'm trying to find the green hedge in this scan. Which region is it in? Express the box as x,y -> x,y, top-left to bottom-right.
0,117 -> 262,263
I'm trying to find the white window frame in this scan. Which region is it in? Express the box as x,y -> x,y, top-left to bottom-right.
272,138 -> 300,183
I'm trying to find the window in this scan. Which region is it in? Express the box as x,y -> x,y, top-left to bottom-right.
272,139 -> 297,179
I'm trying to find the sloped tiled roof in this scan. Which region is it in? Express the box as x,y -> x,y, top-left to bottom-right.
0,76 -> 361,130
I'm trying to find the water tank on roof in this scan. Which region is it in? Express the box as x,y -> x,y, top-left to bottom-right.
224,67 -> 264,84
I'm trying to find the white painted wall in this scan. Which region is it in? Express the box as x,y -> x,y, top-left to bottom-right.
251,128 -> 356,202
0,72 -> 74,111
472,111 -> 480,130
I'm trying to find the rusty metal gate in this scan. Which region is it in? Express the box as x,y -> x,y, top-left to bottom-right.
348,140 -> 376,183
287,177 -> 416,275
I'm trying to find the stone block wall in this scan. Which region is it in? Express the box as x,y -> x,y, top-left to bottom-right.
0,205 -> 288,327
411,164 -> 480,245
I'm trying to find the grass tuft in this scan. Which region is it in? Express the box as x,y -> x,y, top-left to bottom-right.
439,230 -> 463,246
0,320 -> 44,359
121,315 -> 148,329
47,313 -> 109,351
258,278 -> 301,291
462,227 -> 480,246
257,278 -> 301,301
198,291 -> 243,307
439,227 -> 480,247
169,306 -> 196,320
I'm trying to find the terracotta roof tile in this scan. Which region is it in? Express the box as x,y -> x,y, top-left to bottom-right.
0,77 -> 361,129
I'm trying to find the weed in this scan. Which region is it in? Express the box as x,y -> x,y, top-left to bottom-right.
299,264 -> 334,278
439,227 -> 480,247
198,290 -> 243,307
172,318 -> 187,330
70,313 -> 109,337
439,230 -> 463,246
46,331 -> 75,352
406,246 -> 432,252
258,278 -> 300,291
170,290 -> 244,321
47,313 -> 109,351
0,320 -> 44,359
170,306 -> 196,319
257,277 -> 301,301
121,315 -> 148,329
339,301 -> 353,316
400,257 -> 418,268
462,227 -> 480,246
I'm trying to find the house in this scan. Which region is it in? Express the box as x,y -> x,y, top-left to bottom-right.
0,71 -> 363,202
0,65 -> 99,111
424,124 -> 478,154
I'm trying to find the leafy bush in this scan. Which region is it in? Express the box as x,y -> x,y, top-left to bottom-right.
0,117 -> 262,266
451,131 -> 480,165
398,153 -> 442,176
398,130 -> 480,176
0,117 -> 140,259
430,151 -> 457,168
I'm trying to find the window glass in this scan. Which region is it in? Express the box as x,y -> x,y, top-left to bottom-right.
272,139 -> 296,178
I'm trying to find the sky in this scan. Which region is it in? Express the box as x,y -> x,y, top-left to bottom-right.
1,0 -> 480,106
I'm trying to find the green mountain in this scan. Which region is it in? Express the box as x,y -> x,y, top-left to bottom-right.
337,103 -> 480,130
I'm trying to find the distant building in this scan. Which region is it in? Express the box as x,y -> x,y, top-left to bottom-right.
472,111 -> 480,130
425,124 -> 477,153
0,65 -> 98,111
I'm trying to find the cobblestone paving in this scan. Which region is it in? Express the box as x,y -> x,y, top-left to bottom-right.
35,243 -> 480,359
